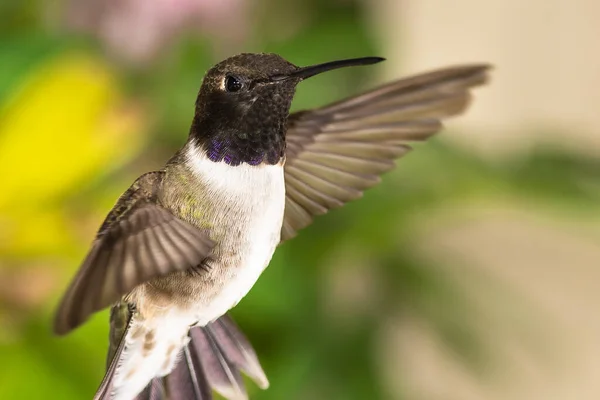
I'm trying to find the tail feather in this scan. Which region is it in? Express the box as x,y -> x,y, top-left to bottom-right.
134,379 -> 165,400
165,346 -> 212,400
130,314 -> 268,400
209,316 -> 269,389
190,325 -> 247,399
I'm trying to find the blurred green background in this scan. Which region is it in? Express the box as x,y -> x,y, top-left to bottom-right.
2,0 -> 600,399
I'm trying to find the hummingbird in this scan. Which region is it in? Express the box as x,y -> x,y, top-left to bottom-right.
54,53 -> 490,400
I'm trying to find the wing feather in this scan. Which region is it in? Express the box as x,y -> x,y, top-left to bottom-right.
282,64 -> 491,241
54,172 -> 215,335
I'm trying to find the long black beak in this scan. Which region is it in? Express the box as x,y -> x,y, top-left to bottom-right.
271,56 -> 385,82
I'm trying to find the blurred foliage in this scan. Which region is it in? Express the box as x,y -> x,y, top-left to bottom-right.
0,1 -> 599,400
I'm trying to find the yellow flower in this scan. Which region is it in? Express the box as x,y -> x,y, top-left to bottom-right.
0,53 -> 145,257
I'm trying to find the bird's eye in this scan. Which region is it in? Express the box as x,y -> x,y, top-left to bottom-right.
224,75 -> 243,92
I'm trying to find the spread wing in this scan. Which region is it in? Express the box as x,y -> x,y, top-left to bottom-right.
54,171 -> 215,335
281,64 -> 491,241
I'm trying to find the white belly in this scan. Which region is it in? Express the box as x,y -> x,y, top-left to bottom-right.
185,146 -> 286,325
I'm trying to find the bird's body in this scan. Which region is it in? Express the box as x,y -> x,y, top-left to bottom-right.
53,53 -> 491,400
106,144 -> 286,399
136,145 -> 285,325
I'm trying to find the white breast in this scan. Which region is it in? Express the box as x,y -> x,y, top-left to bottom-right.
185,145 -> 286,324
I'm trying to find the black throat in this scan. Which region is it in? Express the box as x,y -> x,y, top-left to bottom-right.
190,118 -> 286,166
190,93 -> 291,166
190,70 -> 297,166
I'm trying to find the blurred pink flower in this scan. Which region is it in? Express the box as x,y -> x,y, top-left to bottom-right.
66,0 -> 249,64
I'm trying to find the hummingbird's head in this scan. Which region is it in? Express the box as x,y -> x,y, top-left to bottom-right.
190,53 -> 384,166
